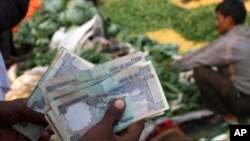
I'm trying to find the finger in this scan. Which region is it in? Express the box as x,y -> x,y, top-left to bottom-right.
15,98 -> 48,125
22,107 -> 48,125
39,130 -> 50,141
16,133 -> 29,141
100,99 -> 125,128
122,120 -> 145,140
0,128 -> 29,140
46,127 -> 54,135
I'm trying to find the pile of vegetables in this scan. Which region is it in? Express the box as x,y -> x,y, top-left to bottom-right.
78,46 -> 114,64
14,0 -> 98,68
102,0 -> 250,42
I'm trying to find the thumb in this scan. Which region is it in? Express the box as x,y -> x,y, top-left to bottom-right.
100,99 -> 125,128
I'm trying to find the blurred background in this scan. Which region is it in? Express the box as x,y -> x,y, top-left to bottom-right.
6,0 -> 250,140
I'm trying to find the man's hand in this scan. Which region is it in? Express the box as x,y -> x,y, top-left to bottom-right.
0,127 -> 53,141
0,98 -> 47,127
80,99 -> 145,141
0,98 -> 53,140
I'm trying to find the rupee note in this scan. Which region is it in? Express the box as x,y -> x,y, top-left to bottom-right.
50,61 -> 169,141
13,48 -> 94,140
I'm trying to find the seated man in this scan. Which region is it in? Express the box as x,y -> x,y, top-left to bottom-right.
172,0 -> 250,123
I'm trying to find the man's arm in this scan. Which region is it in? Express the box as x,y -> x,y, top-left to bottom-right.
0,0 -> 29,33
171,36 -> 242,71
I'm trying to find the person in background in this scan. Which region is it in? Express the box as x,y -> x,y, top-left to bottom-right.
1,0 -> 42,70
0,0 -> 30,100
12,0 -> 42,33
171,0 -> 250,123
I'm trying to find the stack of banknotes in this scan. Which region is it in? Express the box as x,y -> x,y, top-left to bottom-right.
13,48 -> 169,141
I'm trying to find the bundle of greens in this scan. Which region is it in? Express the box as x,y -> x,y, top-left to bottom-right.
14,0 -> 98,69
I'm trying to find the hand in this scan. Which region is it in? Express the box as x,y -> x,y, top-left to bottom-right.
170,60 -> 180,68
0,127 -> 53,141
0,98 -> 47,127
80,99 -> 145,141
0,98 -> 53,140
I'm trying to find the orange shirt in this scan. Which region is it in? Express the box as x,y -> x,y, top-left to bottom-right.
13,0 -> 42,33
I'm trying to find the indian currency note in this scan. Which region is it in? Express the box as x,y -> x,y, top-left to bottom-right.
45,61 -> 145,106
50,61 -> 169,141
47,110 -> 68,140
44,65 -> 164,119
47,77 -> 107,104
13,48 -> 94,140
45,113 -> 63,141
46,63 -> 164,118
44,77 -> 107,111
40,52 -> 145,104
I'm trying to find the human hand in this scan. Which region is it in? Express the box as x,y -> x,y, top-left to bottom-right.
0,127 -> 53,141
170,59 -> 180,68
0,98 -> 47,127
0,98 -> 53,140
80,99 -> 145,141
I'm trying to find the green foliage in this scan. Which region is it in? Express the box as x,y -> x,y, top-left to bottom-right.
14,0 -> 99,69
246,13 -> 250,27
172,6 -> 218,42
128,35 -> 158,50
60,0 -> 98,26
206,123 -> 229,140
26,50 -> 57,69
102,0 -> 250,42
14,0 -> 98,49
78,45 -> 113,64
101,0 -> 179,35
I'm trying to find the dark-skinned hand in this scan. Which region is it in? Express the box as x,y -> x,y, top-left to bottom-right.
0,98 -> 53,140
81,99 -> 145,141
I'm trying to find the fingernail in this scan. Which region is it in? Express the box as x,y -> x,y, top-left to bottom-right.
114,99 -> 125,110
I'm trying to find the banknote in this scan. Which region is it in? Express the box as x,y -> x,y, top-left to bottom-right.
40,52 -> 145,104
46,77 -> 107,105
45,62 -> 164,117
45,62 -> 145,106
43,77 -> 107,111
45,114 -> 62,140
50,61 -> 169,141
13,48 -> 94,140
37,49 -> 96,106
47,110 -> 67,140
